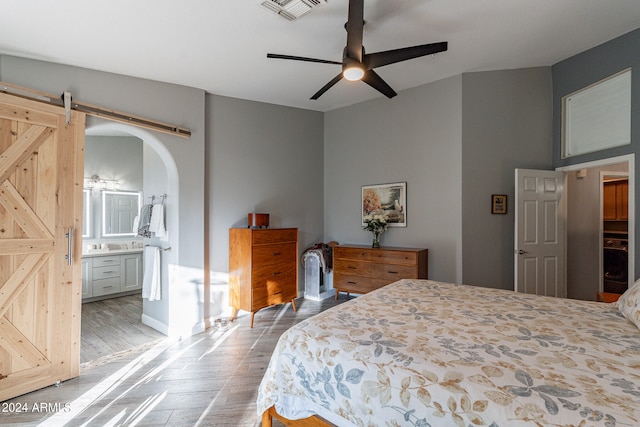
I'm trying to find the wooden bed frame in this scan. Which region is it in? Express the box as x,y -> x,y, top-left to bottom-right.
261,405 -> 333,427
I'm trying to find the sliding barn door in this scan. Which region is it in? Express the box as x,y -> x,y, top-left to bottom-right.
0,92 -> 85,401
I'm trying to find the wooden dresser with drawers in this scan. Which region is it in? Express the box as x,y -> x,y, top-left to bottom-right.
333,244 -> 428,298
229,227 -> 298,327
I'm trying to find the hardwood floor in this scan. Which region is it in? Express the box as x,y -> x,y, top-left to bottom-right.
3,296 -> 344,426
81,294 -> 167,365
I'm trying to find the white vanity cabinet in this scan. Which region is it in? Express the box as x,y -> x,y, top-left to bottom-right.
82,251 -> 143,302
92,255 -> 122,297
121,253 -> 143,292
81,258 -> 93,299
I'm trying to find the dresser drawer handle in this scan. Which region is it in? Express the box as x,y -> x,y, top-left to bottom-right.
272,252 -> 282,256
347,281 -> 357,284
102,270 -> 114,274
388,271 -> 399,274
272,291 -> 282,295
272,272 -> 282,276
103,285 -> 113,289
102,260 -> 116,263
348,266 -> 357,269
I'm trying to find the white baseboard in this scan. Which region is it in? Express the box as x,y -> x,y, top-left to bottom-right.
141,314 -> 169,336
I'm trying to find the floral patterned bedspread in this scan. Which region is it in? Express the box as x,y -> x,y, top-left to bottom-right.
257,279 -> 640,427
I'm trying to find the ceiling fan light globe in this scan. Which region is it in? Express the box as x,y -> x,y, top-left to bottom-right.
343,66 -> 364,81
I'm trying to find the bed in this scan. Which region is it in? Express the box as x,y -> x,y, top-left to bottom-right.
257,279 -> 640,427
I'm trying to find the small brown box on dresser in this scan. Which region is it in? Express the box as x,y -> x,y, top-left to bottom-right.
333,244 -> 428,299
229,227 -> 298,327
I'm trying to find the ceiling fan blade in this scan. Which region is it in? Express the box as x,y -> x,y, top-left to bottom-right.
365,41 -> 448,69
311,73 -> 344,100
345,0 -> 364,61
361,70 -> 397,99
267,53 -> 342,65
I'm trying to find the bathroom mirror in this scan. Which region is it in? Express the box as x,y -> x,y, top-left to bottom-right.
82,189 -> 91,238
101,190 -> 141,237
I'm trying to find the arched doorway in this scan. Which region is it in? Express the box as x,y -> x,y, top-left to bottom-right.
81,122 -> 180,364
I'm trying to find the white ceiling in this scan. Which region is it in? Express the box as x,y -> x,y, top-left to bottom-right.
2,0 -> 640,112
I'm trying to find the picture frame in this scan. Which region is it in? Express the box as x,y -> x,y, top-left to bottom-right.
491,194 -> 507,214
362,182 -> 407,227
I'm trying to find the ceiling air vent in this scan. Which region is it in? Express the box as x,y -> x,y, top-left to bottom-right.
260,0 -> 326,21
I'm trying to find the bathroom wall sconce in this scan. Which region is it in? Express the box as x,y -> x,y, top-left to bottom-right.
84,174 -> 120,191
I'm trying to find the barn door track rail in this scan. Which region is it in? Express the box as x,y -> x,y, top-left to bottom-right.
0,81 -> 191,138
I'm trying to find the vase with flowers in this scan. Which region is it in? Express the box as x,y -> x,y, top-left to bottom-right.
363,213 -> 388,248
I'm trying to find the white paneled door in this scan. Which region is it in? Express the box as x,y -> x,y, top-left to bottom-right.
0,92 -> 85,401
514,169 -> 566,297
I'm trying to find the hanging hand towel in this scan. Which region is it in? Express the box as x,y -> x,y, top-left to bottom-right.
137,204 -> 153,238
149,203 -> 166,237
142,246 -> 161,301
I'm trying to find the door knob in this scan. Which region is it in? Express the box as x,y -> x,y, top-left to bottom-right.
517,249 -> 528,255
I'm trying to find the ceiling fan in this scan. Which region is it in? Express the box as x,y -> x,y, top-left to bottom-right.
267,0 -> 448,100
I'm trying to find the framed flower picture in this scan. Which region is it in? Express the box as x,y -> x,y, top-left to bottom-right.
362,182 -> 407,227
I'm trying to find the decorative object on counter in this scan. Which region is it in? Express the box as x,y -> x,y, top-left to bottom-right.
248,213 -> 269,228
363,213 -> 388,248
362,182 -> 406,227
491,194 -> 507,214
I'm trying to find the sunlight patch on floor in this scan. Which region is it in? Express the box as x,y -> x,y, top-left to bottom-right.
37,338 -> 191,426
122,391 -> 167,426
37,318 -> 248,426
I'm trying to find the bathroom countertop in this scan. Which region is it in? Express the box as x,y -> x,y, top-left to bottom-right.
82,248 -> 143,257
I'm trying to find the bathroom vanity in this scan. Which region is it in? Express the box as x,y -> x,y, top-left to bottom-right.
82,248 -> 143,302
81,187 -> 145,302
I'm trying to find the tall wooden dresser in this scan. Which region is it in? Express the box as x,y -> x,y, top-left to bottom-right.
229,227 -> 298,327
333,244 -> 428,298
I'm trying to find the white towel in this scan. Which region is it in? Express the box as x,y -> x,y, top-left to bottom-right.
149,203 -> 166,237
142,246 -> 161,301
137,204 -> 153,238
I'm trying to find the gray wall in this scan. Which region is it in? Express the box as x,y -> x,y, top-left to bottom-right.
142,141 -> 171,328
461,68 -> 553,289
85,135 -> 143,192
324,76 -> 463,283
207,95 -> 325,293
324,68 -> 553,289
553,28 -> 640,279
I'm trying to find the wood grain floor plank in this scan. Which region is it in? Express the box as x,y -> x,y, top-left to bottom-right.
80,293 -> 166,363
3,296 -> 344,426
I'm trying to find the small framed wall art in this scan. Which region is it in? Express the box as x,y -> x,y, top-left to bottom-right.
491,194 -> 507,214
362,182 -> 407,227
